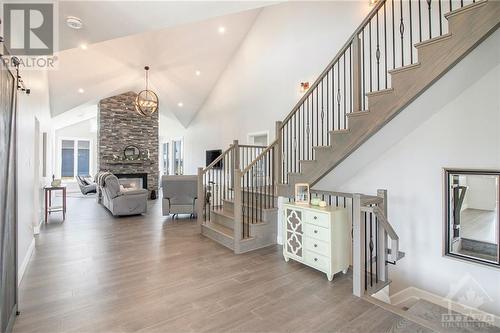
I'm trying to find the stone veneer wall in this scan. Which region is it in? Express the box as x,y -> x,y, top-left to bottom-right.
98,91 -> 159,194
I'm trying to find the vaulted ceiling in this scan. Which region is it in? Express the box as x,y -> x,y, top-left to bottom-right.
49,1 -> 277,127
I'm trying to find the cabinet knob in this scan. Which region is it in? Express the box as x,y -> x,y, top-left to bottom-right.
314,244 -> 317,248
314,258 -> 318,262
314,216 -> 317,220
314,230 -> 318,234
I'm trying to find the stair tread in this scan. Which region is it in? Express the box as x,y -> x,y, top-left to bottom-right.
329,129 -> 350,135
222,199 -> 278,211
347,110 -> 371,118
212,205 -> 278,223
414,33 -> 452,49
388,62 -> 421,75
204,221 -> 234,238
365,88 -> 393,97
444,0 -> 487,19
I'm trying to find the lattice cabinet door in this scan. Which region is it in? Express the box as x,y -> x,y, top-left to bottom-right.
284,208 -> 304,261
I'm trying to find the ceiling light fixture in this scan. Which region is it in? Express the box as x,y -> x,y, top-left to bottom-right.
177,102 -> 184,107
218,26 -> 226,34
66,16 -> 83,30
134,66 -> 159,116
195,70 -> 201,76
78,88 -> 85,94
79,43 -> 88,50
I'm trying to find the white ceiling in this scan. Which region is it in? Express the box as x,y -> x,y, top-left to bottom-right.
57,1 -> 276,51
49,5 -> 269,126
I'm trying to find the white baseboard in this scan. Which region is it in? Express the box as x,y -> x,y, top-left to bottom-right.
33,218 -> 43,235
390,286 -> 500,328
18,238 -> 35,286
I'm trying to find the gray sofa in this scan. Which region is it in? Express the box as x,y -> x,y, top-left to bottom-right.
162,175 -> 198,218
99,173 -> 148,216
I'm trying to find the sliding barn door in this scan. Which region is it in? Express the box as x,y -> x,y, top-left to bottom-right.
0,56 -> 18,332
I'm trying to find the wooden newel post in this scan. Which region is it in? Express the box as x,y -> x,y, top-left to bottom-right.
197,167 -> 204,230
274,121 -> 283,186
352,193 -> 365,297
352,36 -> 362,113
233,140 -> 240,170
233,169 -> 243,254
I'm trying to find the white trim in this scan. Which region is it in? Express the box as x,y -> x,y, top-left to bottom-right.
390,286 -> 500,328
18,238 -> 35,286
33,217 -> 43,235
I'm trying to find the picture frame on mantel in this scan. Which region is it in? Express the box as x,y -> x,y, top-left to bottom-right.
294,183 -> 310,205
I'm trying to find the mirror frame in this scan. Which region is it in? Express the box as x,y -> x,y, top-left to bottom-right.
123,145 -> 141,160
444,168 -> 500,268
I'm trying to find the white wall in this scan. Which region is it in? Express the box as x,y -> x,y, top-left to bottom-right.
16,69 -> 53,282
177,1 -> 370,174
315,30 -> 500,315
54,117 -> 98,178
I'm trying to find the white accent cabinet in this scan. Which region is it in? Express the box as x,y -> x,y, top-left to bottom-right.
283,203 -> 350,281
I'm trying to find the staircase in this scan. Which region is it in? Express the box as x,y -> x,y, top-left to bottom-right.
197,0 -> 500,300
198,142 -> 278,253
276,0 -> 500,196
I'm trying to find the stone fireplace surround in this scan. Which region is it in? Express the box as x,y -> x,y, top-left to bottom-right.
98,91 -> 159,195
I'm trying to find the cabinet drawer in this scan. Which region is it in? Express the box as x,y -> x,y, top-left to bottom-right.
304,237 -> 330,257
304,223 -> 330,242
304,211 -> 330,229
304,251 -> 330,272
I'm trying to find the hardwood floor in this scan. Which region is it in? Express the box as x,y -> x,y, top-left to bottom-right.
14,195 -> 431,333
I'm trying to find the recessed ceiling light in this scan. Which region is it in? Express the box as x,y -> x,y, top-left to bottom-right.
79,43 -> 88,50
218,26 -> 226,34
177,102 -> 184,107
195,70 -> 201,76
78,88 -> 85,94
66,16 -> 83,30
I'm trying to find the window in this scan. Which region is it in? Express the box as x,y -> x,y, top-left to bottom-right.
445,169 -> 500,267
160,138 -> 184,175
60,139 -> 91,179
162,142 -> 170,175
173,139 -> 183,175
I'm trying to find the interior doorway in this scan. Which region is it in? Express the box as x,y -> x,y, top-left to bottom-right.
248,131 -> 269,146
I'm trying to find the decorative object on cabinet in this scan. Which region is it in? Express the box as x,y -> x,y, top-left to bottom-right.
283,202 -> 350,281
310,197 -> 321,206
294,183 -> 310,205
319,201 -> 327,208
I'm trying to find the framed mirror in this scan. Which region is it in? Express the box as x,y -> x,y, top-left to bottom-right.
444,169 -> 500,267
123,145 -> 141,160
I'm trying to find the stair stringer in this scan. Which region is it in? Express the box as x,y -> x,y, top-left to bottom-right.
278,0 -> 500,196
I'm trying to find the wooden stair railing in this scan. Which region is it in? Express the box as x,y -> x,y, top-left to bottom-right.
238,139 -> 280,240
308,189 -> 404,297
196,141 -> 268,230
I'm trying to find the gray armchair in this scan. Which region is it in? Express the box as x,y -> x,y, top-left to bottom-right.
101,174 -> 148,216
162,175 -> 198,218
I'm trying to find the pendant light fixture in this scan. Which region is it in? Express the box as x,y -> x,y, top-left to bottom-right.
134,66 -> 159,116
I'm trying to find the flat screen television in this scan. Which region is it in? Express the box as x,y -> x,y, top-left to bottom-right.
206,149 -> 223,169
